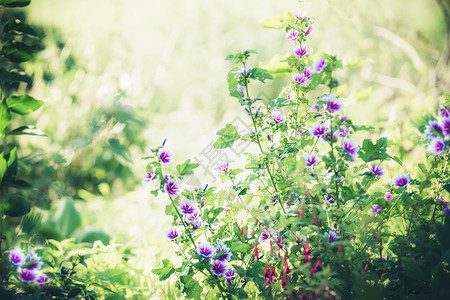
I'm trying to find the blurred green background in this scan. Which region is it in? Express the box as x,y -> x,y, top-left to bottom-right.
8,0 -> 449,296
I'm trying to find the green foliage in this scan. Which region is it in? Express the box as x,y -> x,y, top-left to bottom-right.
213,123 -> 240,149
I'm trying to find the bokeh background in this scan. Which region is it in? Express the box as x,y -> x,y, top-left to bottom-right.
9,0 -> 450,297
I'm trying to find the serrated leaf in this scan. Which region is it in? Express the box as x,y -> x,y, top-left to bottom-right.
6,95 -> 43,115
250,67 -> 273,83
213,123 -> 239,149
176,159 -> 199,176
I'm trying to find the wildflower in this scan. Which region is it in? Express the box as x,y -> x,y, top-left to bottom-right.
371,204 -> 382,215
443,118 -> 450,136
200,197 -> 206,207
259,231 -> 270,243
441,107 -> 450,118
303,67 -> 312,80
197,242 -> 215,258
157,147 -> 175,164
178,199 -> 198,216
9,248 -> 25,267
444,207 -> 450,215
293,73 -> 308,84
393,174 -> 410,188
325,231 -> 340,242
142,166 -> 156,184
255,103 -> 263,118
312,57 -> 326,73
23,252 -> 42,271
293,45 -> 308,57
287,91 -> 296,100
321,94 -> 343,113
294,10 -> 308,19
309,122 -> 326,137
342,138 -> 360,160
18,269 -> 37,283
439,196 -> 450,205
186,212 -> 198,222
286,29 -> 299,40
218,161 -> 229,172
211,260 -> 228,276
164,177 -> 180,196
308,103 -> 319,112
370,164 -> 384,176
333,130 -> 344,139
429,138 -> 446,155
165,227 -> 180,240
340,115 -> 349,122
215,244 -> 232,262
225,267 -> 237,284
340,125 -> 352,135
304,153 -> 319,168
237,85 -> 245,96
271,111 -> 286,123
325,194 -> 336,205
237,68 -> 251,76
305,25 -> 313,35
36,274 -> 50,288
193,219 -> 203,229
384,192 -> 393,201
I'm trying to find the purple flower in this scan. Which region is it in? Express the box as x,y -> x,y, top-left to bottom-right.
286,29 -> 299,40
9,247 -> 25,267
225,267 -> 237,284
304,153 -> 319,168
164,177 -> 180,196
342,138 -> 360,159
211,260 -> 228,276
293,45 -> 308,57
370,164 -> 384,176
200,197 -> 206,207
237,68 -> 252,76
441,107 -> 450,118
19,269 -> 37,283
305,25 -> 313,35
429,138 -> 445,154
340,115 -> 349,122
23,252 -> 42,271
158,147 -> 175,164
442,118 -> 450,136
293,73 -> 308,84
439,196 -> 450,205
444,207 -> 450,215
321,94 -> 343,113
371,204 -> 382,215
218,161 -> 229,172
424,120 -> 443,139
36,274 -> 50,287
308,103 -> 319,112
142,166 -> 156,184
325,194 -> 336,205
333,130 -> 344,139
197,242 -> 215,258
287,91 -> 296,100
215,244 -> 232,262
340,125 -> 352,136
259,232 -> 270,243
294,10 -> 308,19
303,67 -> 312,80
255,103 -> 263,118
309,122 -> 326,137
237,85 -> 245,96
186,212 -> 198,222
271,111 -> 286,123
393,174 -> 410,188
325,231 -> 339,242
384,192 -> 393,201
193,219 -> 203,229
312,57 -> 326,73
178,199 -> 198,216
166,227 -> 180,240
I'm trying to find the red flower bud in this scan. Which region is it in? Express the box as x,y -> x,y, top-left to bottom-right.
254,241 -> 259,260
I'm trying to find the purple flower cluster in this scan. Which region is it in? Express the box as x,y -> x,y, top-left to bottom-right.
195,242 -> 235,280
342,138 -> 360,161
9,247 -> 49,287
423,107 -> 450,155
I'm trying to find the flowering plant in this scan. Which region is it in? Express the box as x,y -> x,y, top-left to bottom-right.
149,8 -> 450,299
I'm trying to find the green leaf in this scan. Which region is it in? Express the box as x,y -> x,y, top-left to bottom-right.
1,196 -> 30,217
391,155 -> 403,166
77,226 -> 111,245
259,15 -> 284,29
0,100 -> 11,137
250,68 -> 273,83
176,159 -> 199,176
96,268 -> 128,283
0,0 -> 30,7
6,95 -> 43,115
6,147 -> 16,167
358,137 -> 390,162
230,242 -> 252,253
0,66 -> 32,85
269,97 -> 290,109
260,55 -> 295,78
152,259 -> 175,281
8,125 -> 46,136
52,197 -> 81,237
418,163 -> 427,176
3,20 -> 36,36
227,68 -> 241,98
107,138 -> 131,162
1,41 -> 36,62
213,123 -> 239,149
0,153 -> 7,183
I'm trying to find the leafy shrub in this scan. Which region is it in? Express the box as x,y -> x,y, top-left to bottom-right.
149,7 -> 450,299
